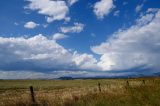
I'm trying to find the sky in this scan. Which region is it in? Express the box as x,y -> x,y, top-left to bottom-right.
0,0 -> 160,79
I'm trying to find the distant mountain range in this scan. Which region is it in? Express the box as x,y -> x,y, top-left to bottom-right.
57,73 -> 160,80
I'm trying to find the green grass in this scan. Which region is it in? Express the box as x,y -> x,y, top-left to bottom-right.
0,78 -> 160,106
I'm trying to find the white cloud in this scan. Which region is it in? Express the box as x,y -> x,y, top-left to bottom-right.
0,34 -> 101,72
60,23 -> 84,33
52,33 -> 68,40
72,51 -> 100,70
147,8 -> 159,13
67,0 -> 78,6
136,13 -> 154,25
93,0 -> 114,19
64,17 -> 71,23
135,4 -> 143,13
25,0 -> 69,23
24,21 -> 39,29
114,10 -> 120,16
42,24 -> 48,28
91,9 -> 160,71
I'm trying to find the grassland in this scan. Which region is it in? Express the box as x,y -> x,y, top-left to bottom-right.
0,78 -> 160,106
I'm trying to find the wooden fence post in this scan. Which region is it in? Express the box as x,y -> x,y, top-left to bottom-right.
126,80 -> 129,86
30,86 -> 36,103
142,80 -> 145,85
98,82 -> 101,92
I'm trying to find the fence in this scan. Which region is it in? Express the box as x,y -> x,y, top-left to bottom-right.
28,79 -> 150,105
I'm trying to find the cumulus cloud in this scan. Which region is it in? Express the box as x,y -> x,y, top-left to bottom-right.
25,0 -> 69,23
60,23 -> 84,33
93,0 -> 114,19
0,34 -> 101,72
72,51 -> 100,70
136,13 -> 154,25
52,33 -> 68,40
24,21 -> 39,29
91,9 -> 160,71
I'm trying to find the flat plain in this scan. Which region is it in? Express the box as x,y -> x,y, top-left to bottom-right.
0,78 -> 160,106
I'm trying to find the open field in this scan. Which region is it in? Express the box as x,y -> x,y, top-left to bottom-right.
0,78 -> 160,106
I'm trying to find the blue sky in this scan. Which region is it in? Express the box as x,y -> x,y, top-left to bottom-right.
0,0 -> 160,79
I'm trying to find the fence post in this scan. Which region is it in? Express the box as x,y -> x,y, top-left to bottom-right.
126,80 -> 129,86
98,82 -> 101,92
142,80 -> 145,85
30,86 -> 36,103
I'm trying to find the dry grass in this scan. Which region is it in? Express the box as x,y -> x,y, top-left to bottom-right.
0,78 -> 160,106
